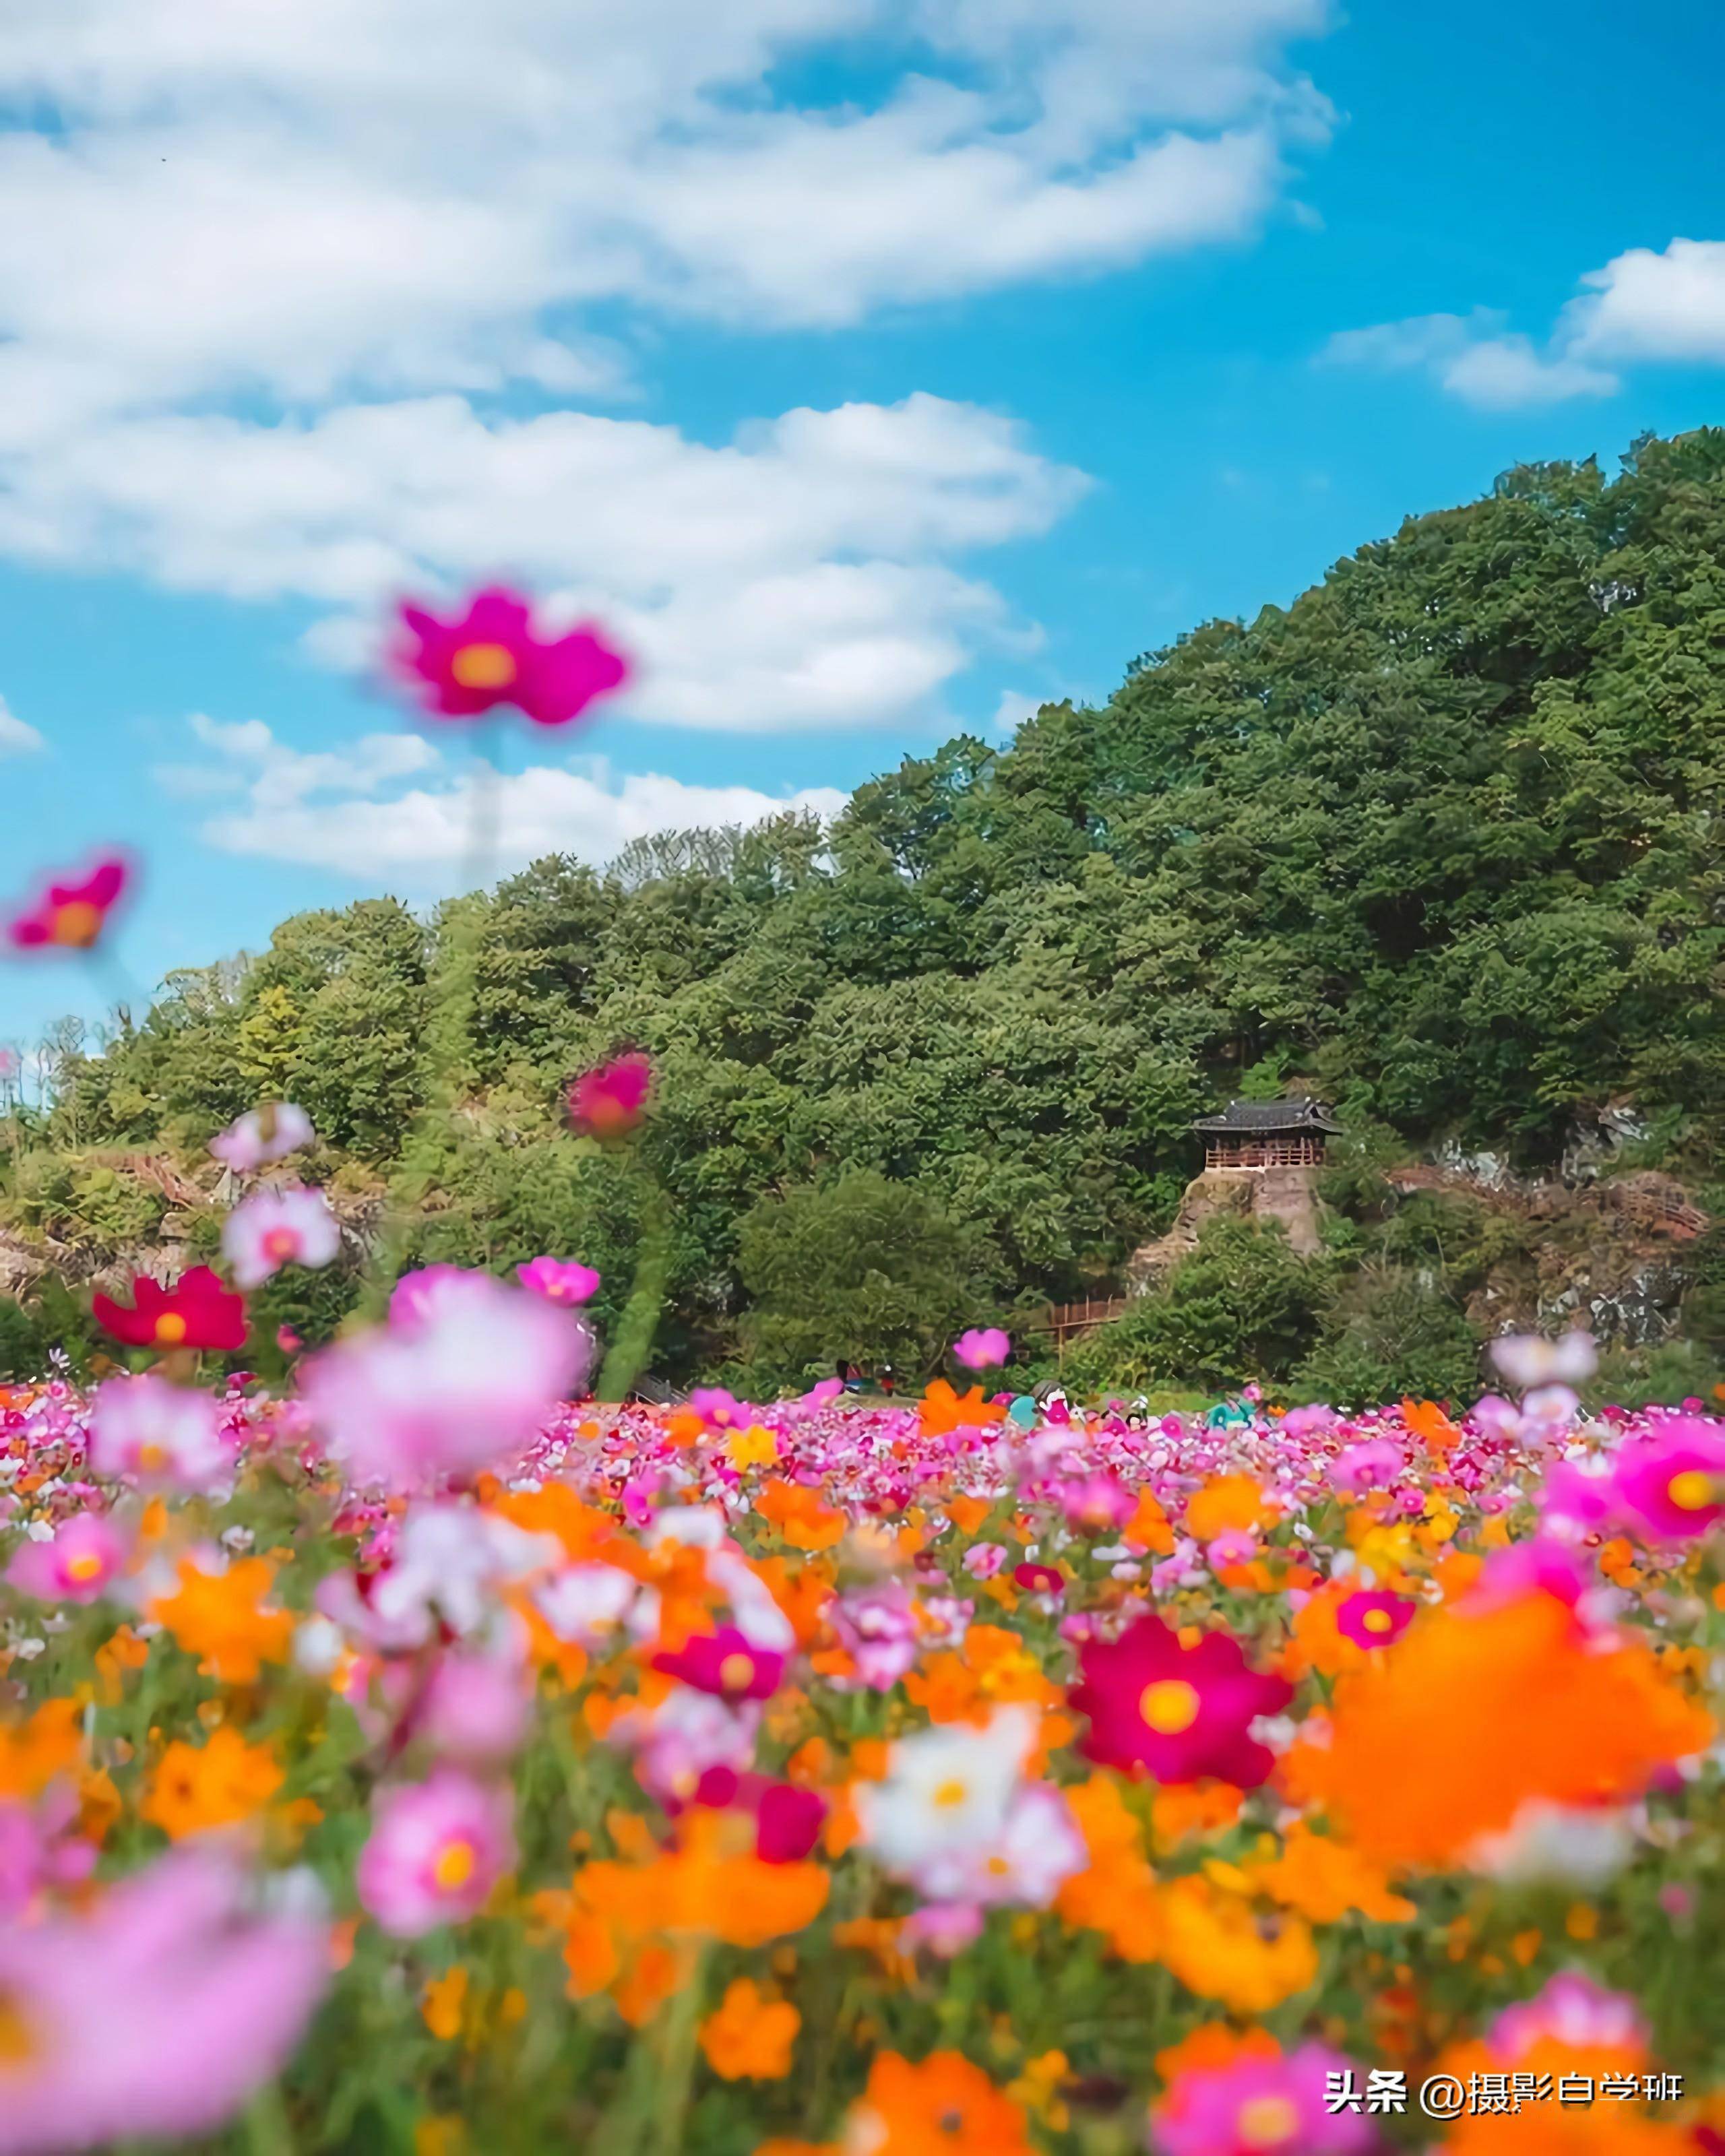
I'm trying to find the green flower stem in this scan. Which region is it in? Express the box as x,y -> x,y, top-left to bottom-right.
596,1172 -> 672,1403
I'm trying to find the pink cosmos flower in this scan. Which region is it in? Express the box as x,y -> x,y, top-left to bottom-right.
0,1849 -> 327,2153
1491,1331 -> 1598,1391
1334,1589 -> 1416,1651
1488,1972 -> 1645,2062
829,1580 -> 920,1692
567,1051 -> 652,1139
517,1256 -> 601,1307
689,1385 -> 746,1430
1331,1439 -> 1401,1494
1013,1562 -> 1064,1596
86,1372 -> 232,1494
653,1625 -> 786,1702
755,1781 -> 826,1864
209,1102 -> 314,1174
963,1540 -> 1007,1579
5,1512 -> 128,1604
301,1266 -> 590,1490
4,853 -> 131,954
420,1650 -> 534,1766
1071,1614 -> 1292,1789
1610,1419 -> 1725,1540
395,586 -> 630,728
0,1787 -> 98,1919
1152,2039 -> 1376,2156
221,1186 -> 341,1290
953,1327 -> 1011,1372
356,1769 -> 515,1937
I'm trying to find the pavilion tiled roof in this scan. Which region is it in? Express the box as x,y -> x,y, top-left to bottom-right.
1191,1097 -> 1344,1136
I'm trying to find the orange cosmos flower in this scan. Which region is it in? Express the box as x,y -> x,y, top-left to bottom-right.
918,1381 -> 1007,1438
1185,1473 -> 1278,1543
1247,1821 -> 1416,1926
142,1726 -> 284,1839
151,1556 -> 295,1684
698,1979 -> 800,2081
844,2051 -> 1033,2156
1304,1592 -> 1714,1868
756,1479 -> 845,1552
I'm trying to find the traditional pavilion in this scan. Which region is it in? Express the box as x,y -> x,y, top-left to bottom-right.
1191,1097 -> 1343,1171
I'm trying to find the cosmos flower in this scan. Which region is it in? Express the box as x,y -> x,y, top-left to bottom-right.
86,1372 -> 232,1493
209,1102 -> 315,1174
301,1266 -> 590,1490
394,586 -> 629,728
92,1265 -> 247,1355
356,1769 -> 516,1937
1334,1590 -> 1416,1651
1071,1614 -> 1292,1789
1610,1419 -> 1725,1541
953,1327 -> 1011,1371
5,1512 -> 128,1604
1490,1331 -> 1598,1391
653,1625 -> 786,1702
221,1186 -> 341,1290
567,1051 -> 653,1139
0,1849 -> 327,2152
517,1256 -> 602,1307
1152,2034 -> 1377,2156
3,854 -> 131,954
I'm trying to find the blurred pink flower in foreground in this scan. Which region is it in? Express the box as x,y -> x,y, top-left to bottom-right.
395,587 -> 629,728
3,854 -> 131,954
953,1326 -> 1011,1371
86,1372 -> 232,1494
0,1850 -> 327,2153
222,1186 -> 341,1290
1611,1418 -> 1725,1541
567,1050 -> 652,1139
210,1102 -> 314,1173
518,1256 -> 601,1308
301,1265 -> 590,1490
1152,2039 -> 1375,2156
356,1769 -> 515,1937
5,1513 -> 128,1605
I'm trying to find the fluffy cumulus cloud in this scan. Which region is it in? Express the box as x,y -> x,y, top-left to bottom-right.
0,0 -> 1335,734
1323,234 -> 1725,411
154,715 -> 847,885
0,694 -> 44,755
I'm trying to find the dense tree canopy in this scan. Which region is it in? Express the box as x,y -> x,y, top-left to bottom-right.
10,431 -> 1725,1393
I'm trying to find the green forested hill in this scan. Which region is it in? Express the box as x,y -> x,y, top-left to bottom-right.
8,430 -> 1725,1397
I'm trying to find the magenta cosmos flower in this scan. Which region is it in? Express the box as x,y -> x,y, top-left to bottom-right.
301,1265 -> 590,1491
953,1326 -> 1011,1371
1071,1614 -> 1292,1788
568,1050 -> 653,1139
395,586 -> 629,728
0,1849 -> 327,2153
1152,2039 -> 1376,2156
356,1769 -> 515,1937
221,1186 -> 341,1290
4,854 -> 131,954
653,1625 -> 786,1702
517,1256 -> 601,1307
1611,1419 -> 1725,1540
5,1513 -> 129,1605
1334,1590 -> 1416,1651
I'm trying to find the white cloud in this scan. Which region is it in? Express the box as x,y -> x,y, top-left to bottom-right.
164,714 -> 846,885
0,695 -> 44,756
1,393 -> 1088,733
1564,239 -> 1725,364
990,689 -> 1044,736
1321,309 -> 1617,410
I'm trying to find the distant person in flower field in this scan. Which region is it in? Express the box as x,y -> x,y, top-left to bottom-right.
3,852 -> 132,952
394,586 -> 630,730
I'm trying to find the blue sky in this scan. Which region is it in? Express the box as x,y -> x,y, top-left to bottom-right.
4,0 -> 1725,1056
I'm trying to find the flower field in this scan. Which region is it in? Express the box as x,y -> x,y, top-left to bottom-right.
7,1292 -> 1725,2154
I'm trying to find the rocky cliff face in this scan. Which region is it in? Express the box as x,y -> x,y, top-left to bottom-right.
1127,1165 -> 1325,1291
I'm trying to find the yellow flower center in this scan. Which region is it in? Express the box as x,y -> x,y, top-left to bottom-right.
932,1777 -> 970,1810
1668,1469 -> 1716,1512
51,899 -> 103,947
449,641 -> 517,690
718,1652 -> 755,1694
433,1837 -> 477,1892
1237,2097 -> 1299,2148
154,1312 -> 188,1347
138,1442 -> 168,1471
0,1986 -> 37,2069
65,1550 -> 104,1582
262,1228 -> 299,1262
1139,1678 -> 1201,1735
1362,1608 -> 1394,1634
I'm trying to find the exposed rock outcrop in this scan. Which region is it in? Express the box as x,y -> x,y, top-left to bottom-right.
1127,1165 -> 1325,1292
